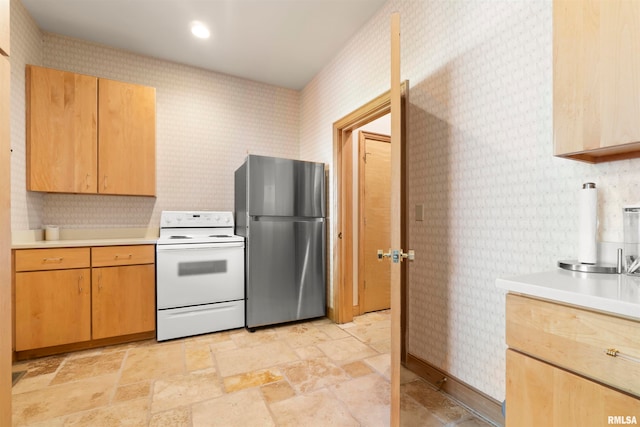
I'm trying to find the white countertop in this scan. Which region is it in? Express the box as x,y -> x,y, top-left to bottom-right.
496,269 -> 640,321
11,228 -> 159,249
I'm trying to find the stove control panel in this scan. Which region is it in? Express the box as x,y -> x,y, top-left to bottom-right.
160,211 -> 234,228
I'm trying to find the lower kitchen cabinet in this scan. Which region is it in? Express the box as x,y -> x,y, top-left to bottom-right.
92,264 -> 155,339
506,350 -> 640,426
13,244 -> 156,358
505,293 -> 640,426
15,269 -> 91,350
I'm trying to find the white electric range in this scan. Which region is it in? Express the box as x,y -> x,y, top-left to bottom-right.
156,211 -> 245,341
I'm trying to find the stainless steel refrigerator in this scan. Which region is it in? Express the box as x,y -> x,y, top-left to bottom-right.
234,155 -> 326,330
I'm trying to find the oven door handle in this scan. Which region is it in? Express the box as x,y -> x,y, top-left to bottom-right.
156,242 -> 245,251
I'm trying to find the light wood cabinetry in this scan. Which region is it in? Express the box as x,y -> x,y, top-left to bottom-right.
26,65 -> 156,196
26,66 -> 98,193
15,269 -> 91,350
505,294 -> 640,426
554,0 -> 640,162
98,79 -> 156,196
91,245 -> 155,339
15,247 -> 91,271
13,245 -> 156,357
14,248 -> 91,351
91,244 -> 155,267
92,264 -> 155,339
506,293 -> 640,396
506,350 -> 640,426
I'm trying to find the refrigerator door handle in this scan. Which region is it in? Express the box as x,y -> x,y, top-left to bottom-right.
251,216 -> 324,222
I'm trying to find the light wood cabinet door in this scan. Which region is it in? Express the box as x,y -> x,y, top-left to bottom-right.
506,350 -> 640,427
15,269 -> 91,350
98,79 -> 156,196
26,65 -> 98,193
92,264 -> 155,339
554,0 -> 640,162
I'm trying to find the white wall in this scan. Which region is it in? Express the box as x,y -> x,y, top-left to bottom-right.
10,0 -> 300,231
300,0 -> 640,401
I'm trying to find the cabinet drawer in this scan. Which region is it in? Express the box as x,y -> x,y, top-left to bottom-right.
506,293 -> 640,397
15,248 -> 90,271
91,245 -> 155,267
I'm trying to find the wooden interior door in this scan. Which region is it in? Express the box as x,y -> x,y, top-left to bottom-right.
390,12 -> 402,427
331,13 -> 404,425
359,131 -> 391,313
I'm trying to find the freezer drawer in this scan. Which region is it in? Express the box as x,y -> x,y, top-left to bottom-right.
246,217 -> 326,328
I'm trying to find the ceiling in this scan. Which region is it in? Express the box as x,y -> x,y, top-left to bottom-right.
21,0 -> 387,90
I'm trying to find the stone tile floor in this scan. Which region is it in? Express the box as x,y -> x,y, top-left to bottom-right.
11,310 -> 493,426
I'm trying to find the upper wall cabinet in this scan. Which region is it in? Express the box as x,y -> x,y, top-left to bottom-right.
26,65 -> 98,193
98,79 -> 156,196
554,0 -> 640,163
26,65 -> 156,196
0,0 -> 9,56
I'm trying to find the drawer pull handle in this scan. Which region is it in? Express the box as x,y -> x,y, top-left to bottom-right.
43,257 -> 63,263
77,274 -> 83,293
605,348 -> 640,364
115,254 -> 133,259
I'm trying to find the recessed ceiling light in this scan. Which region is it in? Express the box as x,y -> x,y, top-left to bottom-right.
190,21 -> 210,39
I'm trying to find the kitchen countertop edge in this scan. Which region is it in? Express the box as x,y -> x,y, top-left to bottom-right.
12,238 -> 158,249
11,227 -> 159,249
496,270 -> 640,321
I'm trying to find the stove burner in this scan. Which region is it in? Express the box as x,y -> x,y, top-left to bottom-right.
169,235 -> 192,239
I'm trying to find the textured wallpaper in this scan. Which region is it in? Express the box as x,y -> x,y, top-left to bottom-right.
10,0 -> 300,230
299,0 -> 640,401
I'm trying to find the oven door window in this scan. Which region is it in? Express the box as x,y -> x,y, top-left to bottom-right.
156,244 -> 244,309
179,260 -> 227,276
